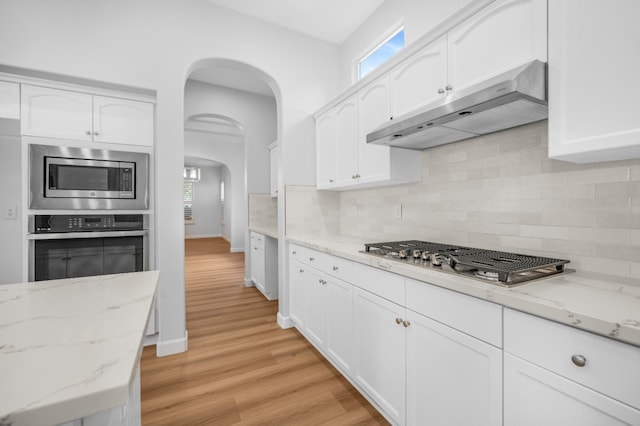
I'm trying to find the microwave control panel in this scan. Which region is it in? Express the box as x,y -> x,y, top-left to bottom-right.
30,214 -> 146,233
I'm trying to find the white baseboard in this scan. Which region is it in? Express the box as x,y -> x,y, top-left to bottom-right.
185,234 -> 222,239
143,333 -> 158,347
277,312 -> 294,329
244,278 -> 254,287
156,330 -> 188,357
230,246 -> 244,253
222,235 -> 231,243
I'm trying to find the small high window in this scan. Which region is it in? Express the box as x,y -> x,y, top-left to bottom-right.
358,27 -> 405,79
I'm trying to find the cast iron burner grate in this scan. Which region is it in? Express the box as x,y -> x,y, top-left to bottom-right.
447,250 -> 569,282
364,240 -> 570,284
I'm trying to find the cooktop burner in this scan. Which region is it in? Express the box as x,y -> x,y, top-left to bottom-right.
363,240 -> 570,286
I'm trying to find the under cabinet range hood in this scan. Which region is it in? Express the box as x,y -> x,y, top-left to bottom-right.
367,60 -> 548,150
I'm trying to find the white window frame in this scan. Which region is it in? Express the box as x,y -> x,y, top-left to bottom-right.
354,23 -> 405,82
184,180 -> 194,224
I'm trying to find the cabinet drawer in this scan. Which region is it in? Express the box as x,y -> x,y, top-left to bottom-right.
250,232 -> 265,247
504,308 -> 640,409
406,279 -> 502,347
289,244 -> 353,281
347,261 -> 405,306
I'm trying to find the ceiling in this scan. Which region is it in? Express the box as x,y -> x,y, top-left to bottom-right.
184,155 -> 223,168
203,0 -> 384,44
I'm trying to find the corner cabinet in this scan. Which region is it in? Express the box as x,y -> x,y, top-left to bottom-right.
21,84 -> 154,147
548,1 -> 640,163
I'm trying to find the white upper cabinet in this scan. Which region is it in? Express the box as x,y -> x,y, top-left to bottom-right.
548,1 -> 640,163
334,96 -> 359,186
93,96 -> 154,146
447,0 -> 547,94
21,84 -> 154,146
0,81 -> 20,119
21,85 -> 93,141
389,36 -> 448,118
315,112 -> 336,188
358,77 -> 391,184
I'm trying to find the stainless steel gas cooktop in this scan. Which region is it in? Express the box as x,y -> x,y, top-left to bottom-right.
363,240 -> 570,286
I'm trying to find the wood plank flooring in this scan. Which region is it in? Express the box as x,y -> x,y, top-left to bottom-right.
140,237 -> 388,425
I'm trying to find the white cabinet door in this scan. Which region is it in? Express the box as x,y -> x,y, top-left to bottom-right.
325,276 -> 354,375
305,268 -> 326,348
548,0 -> 640,163
334,96 -> 359,186
447,0 -> 547,94
269,143 -> 278,197
358,78 -> 391,184
289,261 -> 308,328
406,310 -> 502,426
390,36 -> 448,117
315,111 -> 336,188
251,243 -> 265,293
504,354 -> 640,426
0,81 -> 20,119
21,85 -> 93,141
93,96 -> 154,146
354,288 -> 405,425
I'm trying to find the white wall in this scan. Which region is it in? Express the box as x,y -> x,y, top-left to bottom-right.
184,131 -> 245,252
184,165 -> 222,238
184,79 -> 276,261
221,165 -> 232,242
0,0 -> 341,355
0,130 -> 22,284
339,0 -> 471,89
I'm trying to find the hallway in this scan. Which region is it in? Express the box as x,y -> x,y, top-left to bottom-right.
140,237 -> 387,425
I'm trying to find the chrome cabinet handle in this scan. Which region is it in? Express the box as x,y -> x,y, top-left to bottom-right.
93,131 -> 99,136
437,88 -> 445,94
445,84 -> 453,91
571,354 -> 587,367
395,317 -> 403,325
309,257 -> 314,261
329,179 -> 334,183
85,130 -> 92,135
403,320 -> 411,328
332,266 -> 339,271
299,269 -> 304,273
292,251 -> 297,255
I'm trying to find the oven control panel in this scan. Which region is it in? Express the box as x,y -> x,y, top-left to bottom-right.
30,214 -> 146,233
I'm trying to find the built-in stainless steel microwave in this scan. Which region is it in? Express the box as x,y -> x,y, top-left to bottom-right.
30,144 -> 149,210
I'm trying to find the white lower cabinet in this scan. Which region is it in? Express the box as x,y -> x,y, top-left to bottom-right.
353,287 -> 406,425
504,308 -> 640,425
504,354 -> 639,426
289,243 -> 503,425
250,232 -> 278,300
406,309 -> 502,426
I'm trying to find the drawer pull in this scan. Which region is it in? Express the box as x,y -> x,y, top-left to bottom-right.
299,269 -> 304,273
292,251 -> 297,255
403,320 -> 411,328
395,317 -> 403,325
571,354 -> 587,367
309,257 -> 315,261
332,266 -> 339,271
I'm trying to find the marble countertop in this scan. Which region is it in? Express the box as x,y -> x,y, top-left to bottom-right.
0,271 -> 159,426
287,234 -> 640,348
250,226 -> 278,239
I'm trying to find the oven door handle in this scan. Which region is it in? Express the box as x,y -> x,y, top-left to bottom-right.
28,230 -> 148,240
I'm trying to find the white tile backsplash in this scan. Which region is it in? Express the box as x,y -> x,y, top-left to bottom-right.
287,121 -> 640,279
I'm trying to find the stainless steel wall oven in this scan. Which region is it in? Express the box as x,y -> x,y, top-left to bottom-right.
29,144 -> 149,210
28,214 -> 148,282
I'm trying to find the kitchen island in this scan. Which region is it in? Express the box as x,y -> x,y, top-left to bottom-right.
0,271 -> 159,426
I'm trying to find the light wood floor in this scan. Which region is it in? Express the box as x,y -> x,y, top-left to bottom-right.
140,237 -> 388,425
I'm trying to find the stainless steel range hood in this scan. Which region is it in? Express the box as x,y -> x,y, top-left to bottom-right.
367,60 -> 548,150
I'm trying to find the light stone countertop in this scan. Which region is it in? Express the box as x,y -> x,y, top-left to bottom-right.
287,234 -> 640,348
250,226 -> 278,240
0,271 -> 159,426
